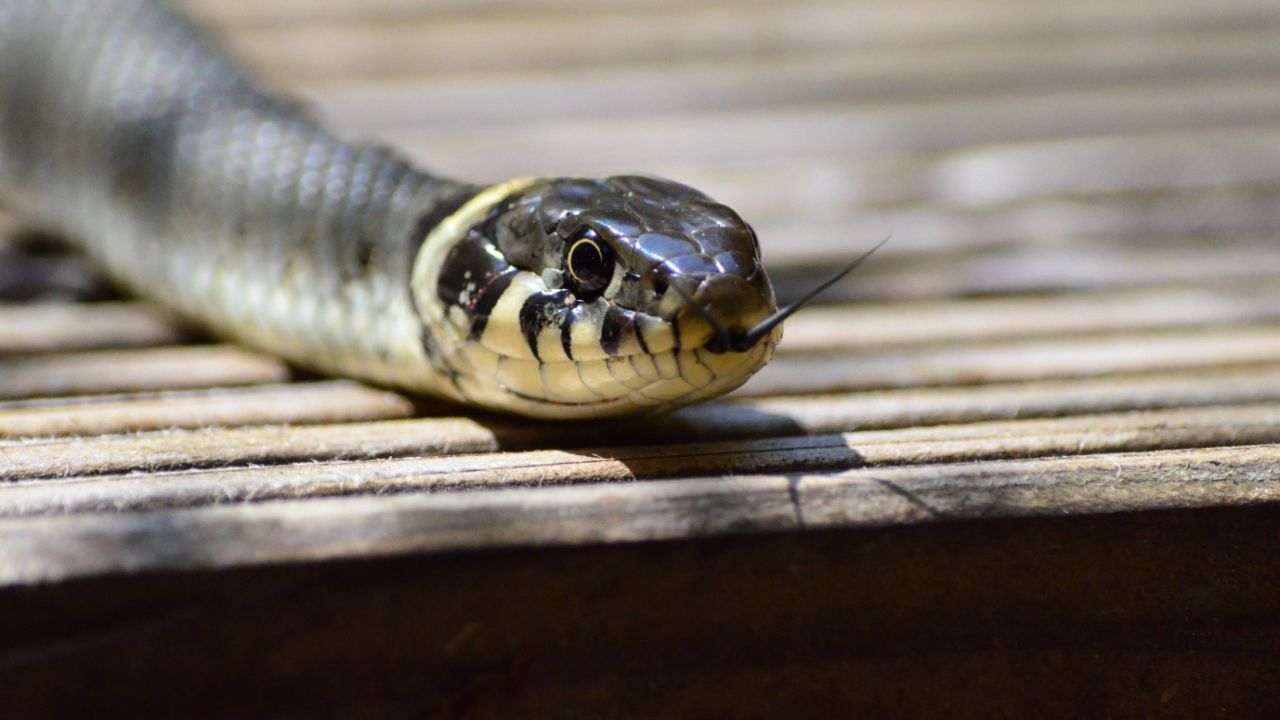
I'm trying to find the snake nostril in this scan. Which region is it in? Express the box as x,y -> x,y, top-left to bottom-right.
652,274 -> 669,298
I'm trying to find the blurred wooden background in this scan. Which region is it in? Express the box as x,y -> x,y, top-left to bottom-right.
2,0 -> 1279,717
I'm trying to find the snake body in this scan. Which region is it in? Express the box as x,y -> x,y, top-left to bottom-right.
0,0 -> 780,418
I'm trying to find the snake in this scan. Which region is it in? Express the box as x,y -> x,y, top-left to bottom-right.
0,0 -> 856,419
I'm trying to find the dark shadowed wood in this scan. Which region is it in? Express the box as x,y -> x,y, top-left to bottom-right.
2,504 -> 1276,719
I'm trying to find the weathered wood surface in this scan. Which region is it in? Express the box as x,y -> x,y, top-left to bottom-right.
1,400 -> 1277,486
3,442 -> 1280,578
3,0 -> 1280,716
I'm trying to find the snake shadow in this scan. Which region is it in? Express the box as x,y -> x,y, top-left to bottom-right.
471,399 -> 811,453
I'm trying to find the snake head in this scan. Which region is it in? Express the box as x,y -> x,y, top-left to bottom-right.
414,175 -> 780,418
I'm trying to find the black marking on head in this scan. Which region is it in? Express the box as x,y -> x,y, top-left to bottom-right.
651,274 -> 670,299
467,268 -> 518,341
600,305 -> 631,357
438,235 -> 511,308
559,307 -> 578,360
519,290 -> 574,362
634,320 -> 651,355
557,303 -> 598,361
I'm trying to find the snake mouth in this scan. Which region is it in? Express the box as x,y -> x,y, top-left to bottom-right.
454,328 -> 777,419
703,329 -> 760,354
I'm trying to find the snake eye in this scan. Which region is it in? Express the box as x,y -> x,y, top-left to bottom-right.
564,227 -> 615,299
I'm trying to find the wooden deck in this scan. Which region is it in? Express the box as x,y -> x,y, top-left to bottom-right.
3,0 -> 1279,716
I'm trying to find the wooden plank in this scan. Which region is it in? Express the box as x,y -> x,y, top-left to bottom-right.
0,346 -> 289,400
305,29 -> 1280,130
0,416 -> 502,481
512,362 -> 1280,444
1,443 -> 1277,586
186,0 -> 787,27
751,198 -> 1280,271
190,0 -> 1280,32
924,129 -> 1280,207
775,240 -> 1280,301
779,283 -> 1280,352
213,0 -> 1280,80
665,125 -> 1280,218
0,303 -> 183,354
745,324 -> 1280,395
0,381 -> 416,439
382,80 -> 1280,178
4,403 -> 1280,513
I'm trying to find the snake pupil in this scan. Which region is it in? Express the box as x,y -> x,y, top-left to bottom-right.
564,227 -> 614,299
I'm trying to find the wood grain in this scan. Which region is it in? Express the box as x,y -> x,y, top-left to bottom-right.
0,381 -> 417,439
302,32 -> 1280,130
2,443 -> 1277,586
204,1 -> 1280,80
747,324 -> 1280,395
3,404 -> 1279,515
0,346 -> 289,400
0,302 -> 183,354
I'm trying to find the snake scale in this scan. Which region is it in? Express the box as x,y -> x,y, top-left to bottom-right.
0,0 -> 804,419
